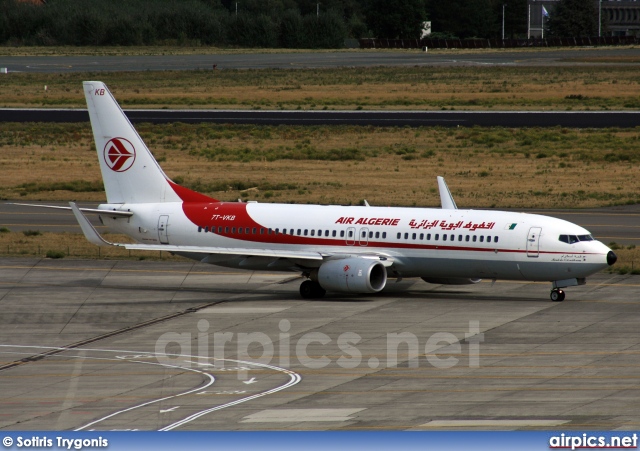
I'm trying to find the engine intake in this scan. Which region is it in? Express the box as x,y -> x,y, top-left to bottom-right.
314,258 -> 387,293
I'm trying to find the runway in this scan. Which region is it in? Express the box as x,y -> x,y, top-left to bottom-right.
2,48 -> 640,73
2,202 -> 639,246
2,109 -> 640,128
1,257 -> 639,431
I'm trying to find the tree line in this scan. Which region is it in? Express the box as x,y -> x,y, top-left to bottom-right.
0,0 -> 607,47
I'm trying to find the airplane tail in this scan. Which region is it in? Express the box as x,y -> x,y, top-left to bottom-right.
83,81 -> 213,204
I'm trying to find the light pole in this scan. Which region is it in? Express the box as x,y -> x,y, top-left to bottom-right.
235,2 -> 238,17
502,4 -> 507,40
317,3 -> 320,17
598,0 -> 602,37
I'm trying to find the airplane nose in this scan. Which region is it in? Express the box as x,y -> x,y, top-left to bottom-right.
607,251 -> 617,266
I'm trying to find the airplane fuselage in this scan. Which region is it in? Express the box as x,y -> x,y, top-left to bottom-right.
98,201 -> 613,282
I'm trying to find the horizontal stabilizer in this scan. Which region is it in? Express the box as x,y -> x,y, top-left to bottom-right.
11,202 -> 133,217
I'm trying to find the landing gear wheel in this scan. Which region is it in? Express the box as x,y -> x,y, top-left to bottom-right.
550,288 -> 565,302
300,280 -> 326,299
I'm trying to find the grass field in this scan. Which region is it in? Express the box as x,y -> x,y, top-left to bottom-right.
1,122 -> 639,209
2,65 -> 640,110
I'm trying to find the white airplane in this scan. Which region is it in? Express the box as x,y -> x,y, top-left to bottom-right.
19,81 -> 618,302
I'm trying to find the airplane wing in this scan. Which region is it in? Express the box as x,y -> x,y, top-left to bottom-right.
437,176 -> 458,210
69,202 -> 395,264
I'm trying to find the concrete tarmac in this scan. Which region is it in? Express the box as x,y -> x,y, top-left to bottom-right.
1,257 -> 640,431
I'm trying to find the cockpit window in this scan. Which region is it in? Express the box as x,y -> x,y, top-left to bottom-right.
559,234 -> 581,244
578,234 -> 593,241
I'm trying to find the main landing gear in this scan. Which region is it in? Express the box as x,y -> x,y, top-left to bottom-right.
300,280 -> 326,299
550,288 -> 565,302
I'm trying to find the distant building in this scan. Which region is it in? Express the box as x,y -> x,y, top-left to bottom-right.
527,0 -> 640,38
605,0 -> 640,36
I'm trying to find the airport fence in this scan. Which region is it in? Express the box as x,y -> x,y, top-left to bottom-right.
359,36 -> 640,49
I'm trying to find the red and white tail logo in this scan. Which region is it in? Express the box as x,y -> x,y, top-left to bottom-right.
104,137 -> 136,172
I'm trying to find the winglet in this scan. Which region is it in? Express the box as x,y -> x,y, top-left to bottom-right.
69,202 -> 116,247
437,176 -> 458,210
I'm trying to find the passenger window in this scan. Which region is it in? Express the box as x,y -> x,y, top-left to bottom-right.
465,235 -> 470,242
404,233 -> 409,239
332,230 -> 337,237
369,231 -> 373,238
426,233 -> 431,240
495,236 -> 499,243
260,228 -> 265,234
218,227 -> 222,233
252,227 -> 256,234
375,232 -> 380,239
443,234 -> 447,241
340,230 -> 345,238
472,235 -> 477,242
325,230 -> 330,237
435,234 -> 439,240
238,228 -> 242,234
419,233 -> 424,240
198,226 -> 202,233
232,227 -> 236,234
348,230 -> 353,238
225,227 -> 229,233
458,235 -> 463,241
275,228 -> 279,235
412,233 -> 416,240
480,236 -> 484,242
304,229 -> 308,236
382,232 -> 387,239
297,229 -> 301,235
311,230 -> 315,236
268,228 -> 272,235
397,233 -> 401,239
246,228 -> 250,234
487,236 -> 492,243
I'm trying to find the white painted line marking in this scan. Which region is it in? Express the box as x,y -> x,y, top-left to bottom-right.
0,344 -> 301,432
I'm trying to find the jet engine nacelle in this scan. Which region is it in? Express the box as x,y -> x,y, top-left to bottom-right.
315,258 -> 387,293
421,277 -> 482,285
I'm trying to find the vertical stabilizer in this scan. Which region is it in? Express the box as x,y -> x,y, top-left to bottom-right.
83,81 -> 180,204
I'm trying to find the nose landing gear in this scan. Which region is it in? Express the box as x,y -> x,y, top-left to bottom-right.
550,288 -> 565,302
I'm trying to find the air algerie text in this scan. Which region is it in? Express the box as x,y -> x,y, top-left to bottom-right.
335,217 -> 400,226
